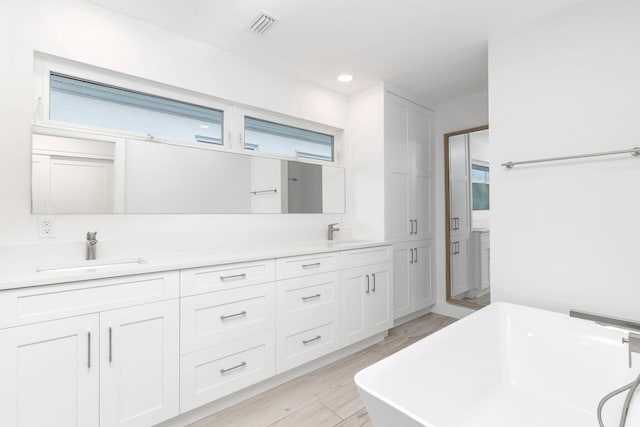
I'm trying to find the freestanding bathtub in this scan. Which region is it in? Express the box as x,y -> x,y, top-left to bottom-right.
355,302 -> 640,427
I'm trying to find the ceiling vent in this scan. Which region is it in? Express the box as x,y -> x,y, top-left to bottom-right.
249,11 -> 279,35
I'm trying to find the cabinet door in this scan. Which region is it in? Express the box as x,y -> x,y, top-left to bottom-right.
369,263 -> 393,335
450,237 -> 471,298
415,175 -> 433,240
385,94 -> 409,175
100,300 -> 179,427
414,241 -> 436,309
340,266 -> 370,347
449,133 -> 471,237
393,243 -> 413,319
387,171 -> 411,241
0,315 -> 99,427
410,106 -> 433,178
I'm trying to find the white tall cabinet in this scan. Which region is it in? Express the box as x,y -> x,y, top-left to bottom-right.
384,92 -> 436,319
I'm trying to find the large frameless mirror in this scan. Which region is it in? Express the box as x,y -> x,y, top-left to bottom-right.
31,133 -> 345,215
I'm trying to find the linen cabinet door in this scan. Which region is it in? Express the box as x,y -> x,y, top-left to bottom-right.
386,171 -> 412,241
0,315 -> 99,427
100,300 -> 179,427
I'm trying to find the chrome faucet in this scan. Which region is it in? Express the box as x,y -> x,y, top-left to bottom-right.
328,223 -> 340,241
86,231 -> 98,260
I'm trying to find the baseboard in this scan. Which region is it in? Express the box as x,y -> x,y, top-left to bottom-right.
393,306 -> 433,327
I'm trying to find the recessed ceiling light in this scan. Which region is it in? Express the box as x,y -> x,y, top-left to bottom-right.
199,124 -> 210,129
337,74 -> 353,83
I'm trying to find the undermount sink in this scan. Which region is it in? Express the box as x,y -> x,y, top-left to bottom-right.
36,258 -> 146,273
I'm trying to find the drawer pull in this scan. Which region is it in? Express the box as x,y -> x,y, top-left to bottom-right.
220,361 -> 247,374
220,310 -> 247,320
372,273 -> 376,292
108,327 -> 113,363
302,293 -> 321,301
220,273 -> 247,281
302,262 -> 321,269
87,331 -> 91,369
302,335 -> 322,345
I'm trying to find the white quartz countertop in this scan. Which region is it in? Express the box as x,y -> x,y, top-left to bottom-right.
0,240 -> 390,291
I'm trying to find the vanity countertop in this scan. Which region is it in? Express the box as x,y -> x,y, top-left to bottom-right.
0,240 -> 390,291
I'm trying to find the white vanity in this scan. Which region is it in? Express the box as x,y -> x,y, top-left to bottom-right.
0,241 -> 396,427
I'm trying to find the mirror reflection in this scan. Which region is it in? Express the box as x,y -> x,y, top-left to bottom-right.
446,126 -> 490,308
31,134 -> 345,214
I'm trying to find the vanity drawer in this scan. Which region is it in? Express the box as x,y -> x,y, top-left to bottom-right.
340,245 -> 392,269
181,283 -> 275,354
275,252 -> 340,280
276,321 -> 339,374
180,330 -> 275,412
0,271 -> 179,329
276,272 -> 339,330
180,259 -> 275,297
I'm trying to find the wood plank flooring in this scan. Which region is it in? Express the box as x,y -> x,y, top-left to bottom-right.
189,312 -> 457,427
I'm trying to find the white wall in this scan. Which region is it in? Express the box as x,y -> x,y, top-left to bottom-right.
489,0 -> 640,320
432,89 -> 489,319
0,0 -> 349,256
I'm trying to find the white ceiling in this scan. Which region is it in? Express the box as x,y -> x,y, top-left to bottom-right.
87,0 -> 585,104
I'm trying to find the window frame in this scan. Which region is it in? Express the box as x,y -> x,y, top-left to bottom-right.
237,107 -> 343,166
34,55 -> 235,152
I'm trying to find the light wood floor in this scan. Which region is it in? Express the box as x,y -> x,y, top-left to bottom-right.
189,312 -> 457,427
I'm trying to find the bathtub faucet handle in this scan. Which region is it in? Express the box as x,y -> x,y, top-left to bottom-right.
622,332 -> 640,368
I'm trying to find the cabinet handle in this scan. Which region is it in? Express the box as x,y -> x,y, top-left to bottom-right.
372,273 -> 376,292
302,335 -> 322,345
415,248 -> 418,263
409,220 -> 413,235
415,219 -> 418,235
366,274 -> 370,293
87,332 -> 91,369
220,273 -> 247,281
220,361 -> 247,374
302,293 -> 321,301
108,327 -> 112,363
220,310 -> 247,320
410,248 -> 414,264
302,262 -> 321,269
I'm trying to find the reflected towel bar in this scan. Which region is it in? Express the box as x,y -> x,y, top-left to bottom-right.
250,189 -> 277,195
502,147 -> 640,169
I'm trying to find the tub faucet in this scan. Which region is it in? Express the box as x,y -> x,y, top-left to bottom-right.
623,333 -> 640,368
86,231 -> 98,260
328,223 -> 340,241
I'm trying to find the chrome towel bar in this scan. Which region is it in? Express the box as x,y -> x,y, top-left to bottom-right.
502,147 -> 640,169
570,310 -> 640,332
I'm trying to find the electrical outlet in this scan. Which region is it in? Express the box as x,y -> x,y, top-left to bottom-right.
38,216 -> 55,238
